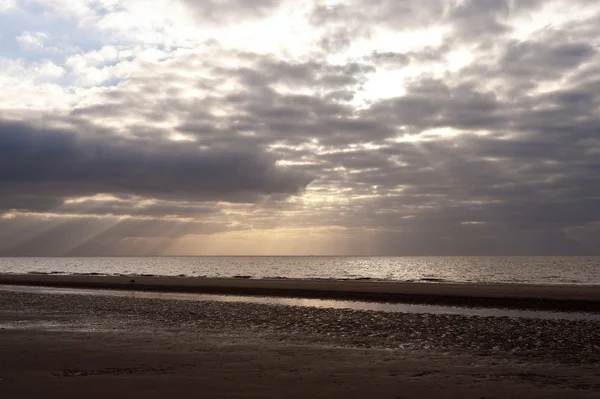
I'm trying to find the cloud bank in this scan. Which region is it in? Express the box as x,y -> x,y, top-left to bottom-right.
0,0 -> 599,255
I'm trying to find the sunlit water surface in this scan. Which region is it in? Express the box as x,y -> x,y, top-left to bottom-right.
1,256 -> 600,285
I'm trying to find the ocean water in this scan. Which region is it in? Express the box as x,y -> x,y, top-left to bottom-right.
1,256 -> 599,285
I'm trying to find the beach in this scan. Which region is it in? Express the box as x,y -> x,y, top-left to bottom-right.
1,276 -> 600,398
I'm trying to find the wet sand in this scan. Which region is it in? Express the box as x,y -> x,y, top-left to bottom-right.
3,329 -> 600,399
1,289 -> 600,398
1,273 -> 600,310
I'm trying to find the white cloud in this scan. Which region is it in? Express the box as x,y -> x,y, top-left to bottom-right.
0,59 -> 64,80
0,0 -> 16,12
0,59 -> 71,109
65,45 -> 174,86
37,60 -> 65,77
66,46 -> 121,69
16,31 -> 49,48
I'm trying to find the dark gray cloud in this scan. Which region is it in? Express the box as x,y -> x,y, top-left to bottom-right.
0,119 -> 313,211
56,199 -> 219,219
499,39 -> 597,81
181,0 -> 280,23
447,0 -> 512,39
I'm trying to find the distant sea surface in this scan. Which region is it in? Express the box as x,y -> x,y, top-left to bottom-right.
1,257 -> 600,286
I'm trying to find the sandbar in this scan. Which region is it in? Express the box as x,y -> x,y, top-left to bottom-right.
1,273 -> 600,310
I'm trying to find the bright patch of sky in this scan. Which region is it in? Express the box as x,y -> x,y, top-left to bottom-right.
0,0 -> 481,111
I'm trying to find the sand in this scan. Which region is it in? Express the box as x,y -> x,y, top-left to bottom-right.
1,273 -> 600,310
3,329 -> 599,399
1,287 -> 600,398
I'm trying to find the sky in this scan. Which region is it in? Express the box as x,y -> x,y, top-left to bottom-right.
0,0 -> 599,256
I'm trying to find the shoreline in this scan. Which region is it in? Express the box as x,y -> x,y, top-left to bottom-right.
2,273 -> 600,311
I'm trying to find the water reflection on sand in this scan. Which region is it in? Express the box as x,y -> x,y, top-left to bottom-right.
2,285 -> 599,321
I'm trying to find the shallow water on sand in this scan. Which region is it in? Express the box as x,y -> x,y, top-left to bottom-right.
3,285 -> 599,321
1,256 -> 600,285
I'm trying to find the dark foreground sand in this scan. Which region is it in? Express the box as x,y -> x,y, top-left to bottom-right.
1,288 -> 600,398
2,273 -> 600,310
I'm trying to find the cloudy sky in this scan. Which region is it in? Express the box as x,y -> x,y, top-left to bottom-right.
0,0 -> 599,256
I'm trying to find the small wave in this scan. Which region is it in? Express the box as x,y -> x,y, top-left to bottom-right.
418,277 -> 447,282
262,276 -> 379,282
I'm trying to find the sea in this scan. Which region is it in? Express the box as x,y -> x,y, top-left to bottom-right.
1,256 -> 599,285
